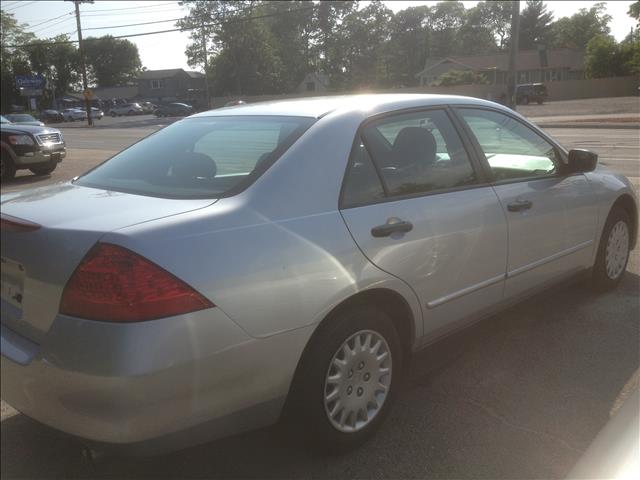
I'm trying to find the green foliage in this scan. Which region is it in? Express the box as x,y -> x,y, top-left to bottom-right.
629,1 -> 640,25
1,10 -> 36,110
551,2 -> 612,50
436,70 -> 489,86
519,0 -> 554,50
83,36 -> 142,87
585,33 -> 640,78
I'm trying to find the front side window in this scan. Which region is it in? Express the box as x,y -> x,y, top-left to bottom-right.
458,108 -> 559,182
76,116 -> 315,198
361,109 -> 476,197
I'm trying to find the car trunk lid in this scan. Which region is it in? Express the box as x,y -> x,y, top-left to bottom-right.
1,182 -> 216,343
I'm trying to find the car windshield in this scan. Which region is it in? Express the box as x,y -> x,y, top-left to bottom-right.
76,115 -> 315,199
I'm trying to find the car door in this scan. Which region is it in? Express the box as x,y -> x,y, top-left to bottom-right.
455,107 -> 597,299
340,108 -> 508,341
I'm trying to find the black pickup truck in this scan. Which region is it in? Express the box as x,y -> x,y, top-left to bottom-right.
0,119 -> 66,182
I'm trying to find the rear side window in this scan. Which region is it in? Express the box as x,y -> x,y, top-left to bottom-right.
341,138 -> 386,207
76,116 -> 315,198
362,109 -> 476,197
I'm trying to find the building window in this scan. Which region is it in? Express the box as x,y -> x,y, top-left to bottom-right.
151,79 -> 165,89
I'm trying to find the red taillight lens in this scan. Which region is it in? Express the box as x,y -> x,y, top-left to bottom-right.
60,243 -> 214,322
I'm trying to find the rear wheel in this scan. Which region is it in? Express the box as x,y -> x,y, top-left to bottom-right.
592,206 -> 631,291
287,306 -> 402,453
29,161 -> 57,176
1,148 -> 17,182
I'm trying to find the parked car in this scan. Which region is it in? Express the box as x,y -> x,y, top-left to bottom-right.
4,114 -> 44,126
90,107 -> 104,120
140,101 -> 157,114
0,95 -> 636,456
153,102 -> 193,117
516,83 -> 548,105
62,108 -> 87,122
109,103 -> 143,116
0,122 -> 65,181
40,110 -> 64,124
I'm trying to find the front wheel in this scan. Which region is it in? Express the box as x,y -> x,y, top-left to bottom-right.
110,111 -> 116,117
592,206 -> 632,291
1,149 -> 17,182
287,306 -> 402,453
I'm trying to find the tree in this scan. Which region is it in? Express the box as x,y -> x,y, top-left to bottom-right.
385,5 -> 432,87
475,1 -> 513,51
458,4 -> 500,56
519,0 -> 554,50
331,1 -> 392,89
429,1 -> 466,57
26,35 -> 80,98
629,1 -> 640,25
585,35 -> 619,77
83,36 -> 142,87
551,2 -> 612,50
1,10 -> 36,110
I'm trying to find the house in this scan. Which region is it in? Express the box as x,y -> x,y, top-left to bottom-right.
416,49 -> 585,86
296,72 -> 330,94
137,68 -> 206,105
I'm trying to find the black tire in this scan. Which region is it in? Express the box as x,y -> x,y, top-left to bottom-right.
1,148 -> 17,182
286,306 -> 403,453
592,206 -> 632,291
536,99 -> 544,105
29,161 -> 57,176
110,111 -> 116,117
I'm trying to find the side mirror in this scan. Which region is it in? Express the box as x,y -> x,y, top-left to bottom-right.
567,149 -> 598,173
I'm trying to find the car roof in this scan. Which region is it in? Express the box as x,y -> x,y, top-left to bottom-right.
192,94 -> 510,119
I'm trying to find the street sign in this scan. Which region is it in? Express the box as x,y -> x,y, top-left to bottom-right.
15,75 -> 46,90
19,88 -> 43,97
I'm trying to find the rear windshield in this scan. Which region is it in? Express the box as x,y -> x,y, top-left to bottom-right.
75,115 -> 315,198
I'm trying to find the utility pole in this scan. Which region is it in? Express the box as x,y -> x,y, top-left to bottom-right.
73,0 -> 93,126
507,0 -> 520,111
201,21 -> 211,110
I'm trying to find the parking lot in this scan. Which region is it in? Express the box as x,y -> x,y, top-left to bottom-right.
1,105 -> 639,479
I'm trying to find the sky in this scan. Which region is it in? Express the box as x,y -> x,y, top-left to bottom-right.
4,0 -> 638,72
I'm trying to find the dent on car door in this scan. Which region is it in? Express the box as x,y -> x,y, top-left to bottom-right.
339,108 -> 508,342
455,108 -> 597,299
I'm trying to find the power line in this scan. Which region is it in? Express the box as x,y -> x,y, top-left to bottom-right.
85,1 -> 181,13
83,17 -> 182,31
82,6 -> 185,17
6,4 -> 317,48
30,16 -> 76,35
3,1 -> 38,12
26,11 -> 75,29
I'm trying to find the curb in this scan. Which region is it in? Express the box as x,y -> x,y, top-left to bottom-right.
535,123 -> 640,130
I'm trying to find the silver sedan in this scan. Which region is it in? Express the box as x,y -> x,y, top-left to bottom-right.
1,95 -> 637,455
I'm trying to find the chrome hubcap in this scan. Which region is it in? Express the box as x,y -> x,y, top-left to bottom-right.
605,221 -> 629,280
323,330 -> 392,433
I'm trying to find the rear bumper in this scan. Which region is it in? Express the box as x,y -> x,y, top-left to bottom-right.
1,310 -> 313,454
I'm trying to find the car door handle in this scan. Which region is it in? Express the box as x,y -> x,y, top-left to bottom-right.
507,200 -> 533,212
371,219 -> 413,238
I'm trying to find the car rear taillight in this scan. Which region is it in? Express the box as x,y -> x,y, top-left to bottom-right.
60,243 -> 214,322
1,213 -> 41,232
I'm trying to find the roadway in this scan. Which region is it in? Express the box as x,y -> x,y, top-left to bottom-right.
1,120 -> 639,479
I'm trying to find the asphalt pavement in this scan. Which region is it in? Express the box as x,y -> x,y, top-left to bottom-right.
1,103 -> 639,479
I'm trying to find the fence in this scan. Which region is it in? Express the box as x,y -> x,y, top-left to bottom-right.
210,76 -> 639,107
